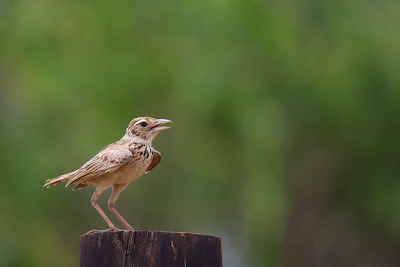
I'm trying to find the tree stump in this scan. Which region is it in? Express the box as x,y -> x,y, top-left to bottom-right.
80,230 -> 222,267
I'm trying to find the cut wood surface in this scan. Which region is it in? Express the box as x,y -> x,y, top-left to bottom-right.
80,230 -> 222,267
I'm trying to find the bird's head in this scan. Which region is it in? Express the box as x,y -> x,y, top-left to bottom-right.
125,117 -> 172,144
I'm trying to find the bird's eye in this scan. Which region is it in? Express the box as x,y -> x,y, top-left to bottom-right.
139,122 -> 148,127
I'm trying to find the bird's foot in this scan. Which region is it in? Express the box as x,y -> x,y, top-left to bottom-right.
86,227 -> 121,234
125,226 -> 134,231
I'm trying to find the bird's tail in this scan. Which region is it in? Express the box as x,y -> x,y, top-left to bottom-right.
43,171 -> 77,188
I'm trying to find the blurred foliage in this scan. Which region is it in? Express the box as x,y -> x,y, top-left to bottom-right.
1,0 -> 400,266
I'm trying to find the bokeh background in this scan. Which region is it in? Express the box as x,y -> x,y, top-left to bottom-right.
1,0 -> 400,266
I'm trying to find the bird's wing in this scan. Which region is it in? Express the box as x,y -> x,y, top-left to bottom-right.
65,143 -> 133,186
145,150 -> 161,173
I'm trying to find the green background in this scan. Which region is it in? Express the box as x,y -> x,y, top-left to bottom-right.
1,0 -> 400,266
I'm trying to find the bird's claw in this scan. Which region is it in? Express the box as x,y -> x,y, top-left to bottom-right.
86,227 -> 121,234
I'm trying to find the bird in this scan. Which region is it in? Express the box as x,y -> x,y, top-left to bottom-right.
44,117 -> 172,232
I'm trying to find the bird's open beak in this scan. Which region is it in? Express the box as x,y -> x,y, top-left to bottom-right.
151,119 -> 173,133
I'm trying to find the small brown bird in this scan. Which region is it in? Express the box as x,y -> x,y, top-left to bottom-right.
44,117 -> 172,232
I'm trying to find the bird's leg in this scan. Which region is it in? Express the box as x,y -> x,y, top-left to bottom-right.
108,183 -> 134,230
87,186 -> 120,233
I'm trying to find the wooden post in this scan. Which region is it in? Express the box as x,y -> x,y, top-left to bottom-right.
80,230 -> 222,267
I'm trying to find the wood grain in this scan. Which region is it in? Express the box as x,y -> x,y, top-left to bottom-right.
80,230 -> 222,267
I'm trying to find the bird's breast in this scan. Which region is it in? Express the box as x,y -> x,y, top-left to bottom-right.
113,145 -> 153,184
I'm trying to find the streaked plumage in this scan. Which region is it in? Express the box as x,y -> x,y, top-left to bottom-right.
44,117 -> 172,232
